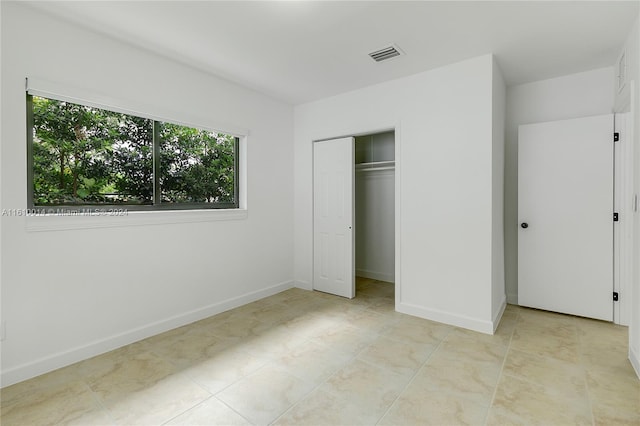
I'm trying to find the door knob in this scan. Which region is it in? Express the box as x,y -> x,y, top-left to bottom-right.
521,222 -> 529,229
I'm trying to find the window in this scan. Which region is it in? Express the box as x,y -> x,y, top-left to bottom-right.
27,94 -> 239,210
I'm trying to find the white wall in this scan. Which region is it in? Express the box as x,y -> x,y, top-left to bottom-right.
355,132 -> 395,283
632,22 -> 640,380
294,54 -> 504,333
504,67 -> 615,304
0,2 -> 4,375
0,3 -> 294,386
492,59 -> 507,325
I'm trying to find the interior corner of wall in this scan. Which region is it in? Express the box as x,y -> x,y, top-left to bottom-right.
492,294 -> 507,332
294,280 -> 312,291
629,345 -> 640,379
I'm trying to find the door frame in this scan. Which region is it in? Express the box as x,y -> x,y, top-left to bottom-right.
614,110 -> 634,326
311,124 -> 401,306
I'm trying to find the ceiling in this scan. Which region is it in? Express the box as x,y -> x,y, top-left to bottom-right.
26,1 -> 639,105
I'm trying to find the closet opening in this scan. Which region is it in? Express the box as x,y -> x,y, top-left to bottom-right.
354,131 -> 395,301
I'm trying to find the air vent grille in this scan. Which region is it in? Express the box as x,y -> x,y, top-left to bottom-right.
369,45 -> 402,62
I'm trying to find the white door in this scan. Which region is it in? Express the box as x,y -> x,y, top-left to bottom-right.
518,114 -> 614,321
313,137 -> 355,298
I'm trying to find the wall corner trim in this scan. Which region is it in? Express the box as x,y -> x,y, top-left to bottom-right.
293,280 -> 312,291
492,295 -> 507,333
630,346 -> 640,380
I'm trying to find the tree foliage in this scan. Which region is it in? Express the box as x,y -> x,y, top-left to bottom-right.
32,96 -> 236,206
160,123 -> 236,203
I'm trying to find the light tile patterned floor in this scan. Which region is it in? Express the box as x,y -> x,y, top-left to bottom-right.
1,278 -> 638,425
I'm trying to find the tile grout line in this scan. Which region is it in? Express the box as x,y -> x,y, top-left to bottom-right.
576,321 -> 597,426
213,394 -> 259,426
159,395 -> 216,426
268,314 -> 386,425
269,340 -> 364,425
151,342 -> 249,426
373,325 -> 456,425
482,308 -> 519,426
81,379 -> 118,425
484,308 -> 604,425
269,291 -> 399,424
211,326 -> 329,425
157,292 -> 347,425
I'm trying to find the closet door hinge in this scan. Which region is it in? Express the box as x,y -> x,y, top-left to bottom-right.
613,292 -> 619,301
614,132 -> 619,142
613,212 -> 619,222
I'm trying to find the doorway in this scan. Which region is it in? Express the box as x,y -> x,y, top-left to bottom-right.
354,132 -> 395,299
312,131 -> 396,301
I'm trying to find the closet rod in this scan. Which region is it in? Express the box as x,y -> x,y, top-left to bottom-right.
356,166 -> 395,172
356,160 -> 395,168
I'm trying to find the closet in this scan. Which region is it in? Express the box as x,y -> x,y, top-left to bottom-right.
312,131 -> 395,298
355,131 -> 395,285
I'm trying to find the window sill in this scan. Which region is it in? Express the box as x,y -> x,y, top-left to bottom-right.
25,208 -> 248,232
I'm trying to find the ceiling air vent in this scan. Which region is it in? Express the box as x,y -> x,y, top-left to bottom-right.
369,44 -> 403,62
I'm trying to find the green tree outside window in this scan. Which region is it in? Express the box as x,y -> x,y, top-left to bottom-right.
29,95 -> 238,209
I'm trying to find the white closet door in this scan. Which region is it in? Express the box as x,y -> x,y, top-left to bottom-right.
518,114 -> 613,321
313,137 -> 354,298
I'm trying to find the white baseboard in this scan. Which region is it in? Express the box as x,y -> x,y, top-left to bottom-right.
492,296 -> 507,333
356,269 -> 395,283
0,280 -> 294,388
506,292 -> 518,305
396,302 -> 494,335
630,346 -> 640,380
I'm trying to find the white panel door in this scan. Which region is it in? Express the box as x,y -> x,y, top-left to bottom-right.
313,137 -> 354,298
518,114 -> 613,321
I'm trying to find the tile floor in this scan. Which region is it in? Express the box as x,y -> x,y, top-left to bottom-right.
1,278 -> 638,425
